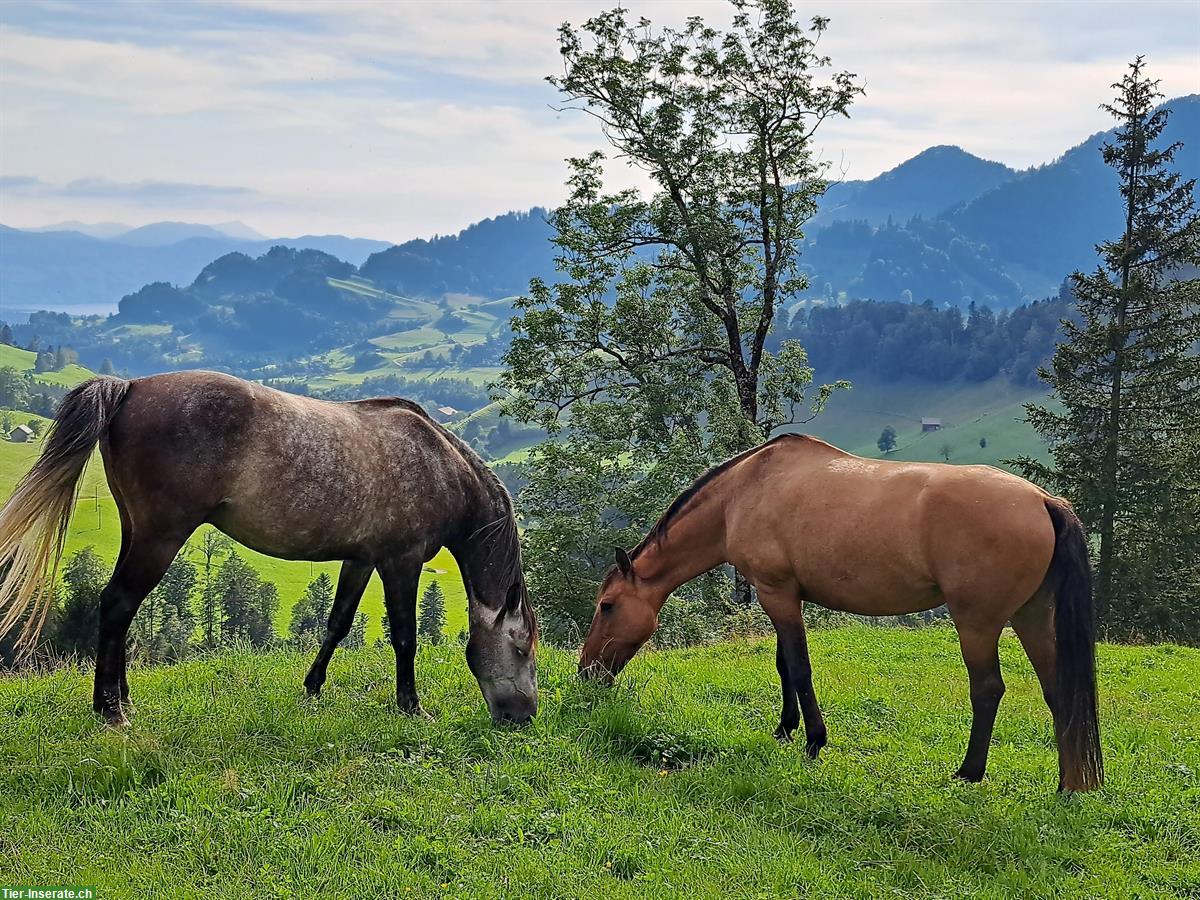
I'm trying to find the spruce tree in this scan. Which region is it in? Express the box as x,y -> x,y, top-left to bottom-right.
1015,59 -> 1200,641
417,581 -> 446,645
289,572 -> 335,643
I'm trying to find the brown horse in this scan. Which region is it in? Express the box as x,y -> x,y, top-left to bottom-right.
579,434 -> 1102,792
0,372 -> 538,726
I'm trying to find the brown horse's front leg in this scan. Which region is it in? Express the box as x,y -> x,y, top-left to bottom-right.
953,625 -> 1006,782
762,591 -> 827,758
378,558 -> 425,716
773,640 -> 800,742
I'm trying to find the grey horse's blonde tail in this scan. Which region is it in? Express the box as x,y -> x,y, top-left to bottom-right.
0,377 -> 130,652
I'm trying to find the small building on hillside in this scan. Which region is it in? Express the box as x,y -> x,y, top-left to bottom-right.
8,424 -> 34,443
921,417 -> 943,433
436,405 -> 459,419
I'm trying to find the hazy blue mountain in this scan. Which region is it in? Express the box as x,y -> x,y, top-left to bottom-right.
359,208 -> 556,299
3,96 -> 1195,319
26,221 -> 133,238
0,226 -> 393,315
949,94 -> 1199,287
114,221 -> 256,246
814,146 -> 1016,226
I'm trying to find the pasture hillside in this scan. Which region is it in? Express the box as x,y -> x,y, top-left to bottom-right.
0,342 -> 95,389
788,375 -> 1051,469
0,628 -> 1195,897
0,434 -> 467,641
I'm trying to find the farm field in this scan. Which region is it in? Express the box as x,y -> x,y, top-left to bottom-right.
0,428 -> 468,641
0,627 -> 1195,897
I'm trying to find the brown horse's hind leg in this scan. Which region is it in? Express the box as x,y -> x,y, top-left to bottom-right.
94,532 -> 188,725
378,557 -> 425,715
304,560 -> 374,697
951,623 -> 1006,782
1010,591 -> 1067,790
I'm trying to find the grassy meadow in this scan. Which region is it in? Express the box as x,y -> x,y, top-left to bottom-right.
0,627 -> 1195,897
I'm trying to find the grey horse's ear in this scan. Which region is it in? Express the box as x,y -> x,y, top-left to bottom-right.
615,547 -> 633,577
505,581 -> 522,613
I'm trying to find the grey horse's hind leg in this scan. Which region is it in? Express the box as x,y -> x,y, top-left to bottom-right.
377,557 -> 425,715
94,533 -> 188,725
303,560 -> 374,696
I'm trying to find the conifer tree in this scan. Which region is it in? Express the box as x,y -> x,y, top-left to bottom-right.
289,572 -> 335,643
1015,59 -> 1199,641
417,581 -> 446,645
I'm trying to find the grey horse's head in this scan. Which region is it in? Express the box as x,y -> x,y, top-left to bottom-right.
466,577 -> 538,724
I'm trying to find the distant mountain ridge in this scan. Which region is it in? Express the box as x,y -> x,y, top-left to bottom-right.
0,225 -> 394,314
2,95 -> 1195,317
814,146 -> 1017,227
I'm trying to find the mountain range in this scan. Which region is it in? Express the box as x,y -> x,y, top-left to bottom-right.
2,95 -> 1195,317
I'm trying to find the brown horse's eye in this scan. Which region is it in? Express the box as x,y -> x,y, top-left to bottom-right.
600,601 -> 615,614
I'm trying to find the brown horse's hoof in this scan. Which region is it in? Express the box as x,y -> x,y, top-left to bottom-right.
773,724 -> 794,742
805,733 -> 827,759
953,767 -> 985,783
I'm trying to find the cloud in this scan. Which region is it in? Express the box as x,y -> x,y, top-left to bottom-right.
0,175 -> 47,190
62,177 -> 256,203
1,0 -> 1196,239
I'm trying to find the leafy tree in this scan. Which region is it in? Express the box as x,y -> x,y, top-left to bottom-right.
1014,59 -> 1200,641
289,572 -> 335,643
25,419 -> 43,437
877,425 -> 897,454
417,581 -> 446,645
51,547 -> 107,659
1,413 -> 11,434
938,443 -> 952,462
0,323 -> 12,345
499,0 -> 858,633
0,367 -> 29,410
99,359 -> 116,376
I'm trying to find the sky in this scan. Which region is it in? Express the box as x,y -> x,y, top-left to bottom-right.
0,0 -> 1196,242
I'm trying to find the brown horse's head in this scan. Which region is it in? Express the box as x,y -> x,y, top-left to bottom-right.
466,577 -> 539,725
578,548 -> 659,682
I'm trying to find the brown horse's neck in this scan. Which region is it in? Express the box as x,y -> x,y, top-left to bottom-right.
631,487 -> 730,609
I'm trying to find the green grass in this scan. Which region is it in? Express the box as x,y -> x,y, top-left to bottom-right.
0,343 -> 95,389
0,628 -> 1195,897
0,439 -> 468,642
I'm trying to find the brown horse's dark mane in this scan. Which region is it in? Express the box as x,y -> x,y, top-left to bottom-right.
630,434 -> 809,561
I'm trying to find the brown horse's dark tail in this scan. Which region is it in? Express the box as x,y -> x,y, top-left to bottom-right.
0,376 -> 131,652
1045,497 -> 1104,792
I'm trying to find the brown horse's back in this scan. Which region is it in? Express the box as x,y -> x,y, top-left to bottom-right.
725,436 -> 1055,619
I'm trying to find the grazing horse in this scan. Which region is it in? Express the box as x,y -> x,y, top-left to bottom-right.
0,372 -> 538,726
579,434 -> 1102,792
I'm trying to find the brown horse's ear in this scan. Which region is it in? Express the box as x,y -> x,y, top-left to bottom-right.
615,547 -> 632,577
